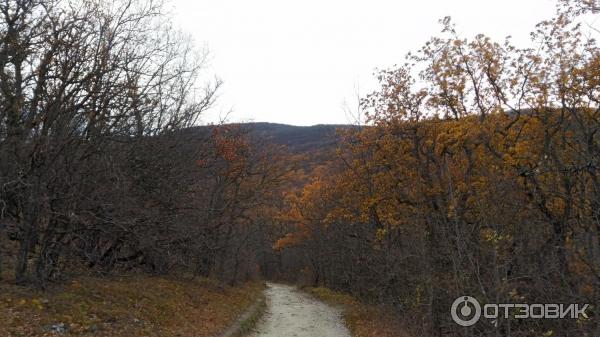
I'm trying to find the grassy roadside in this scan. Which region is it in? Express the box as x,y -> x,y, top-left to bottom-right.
0,275 -> 264,337
219,293 -> 266,337
306,287 -> 410,337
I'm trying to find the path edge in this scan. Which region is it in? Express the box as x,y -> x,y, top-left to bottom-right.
216,292 -> 267,337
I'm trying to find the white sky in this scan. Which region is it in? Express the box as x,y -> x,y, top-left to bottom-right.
170,0 -> 559,126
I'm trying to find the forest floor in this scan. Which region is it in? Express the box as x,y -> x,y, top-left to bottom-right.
306,287 -> 410,337
248,283 -> 352,337
0,274 -> 264,337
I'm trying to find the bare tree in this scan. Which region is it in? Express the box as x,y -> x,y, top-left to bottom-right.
0,0 -> 220,286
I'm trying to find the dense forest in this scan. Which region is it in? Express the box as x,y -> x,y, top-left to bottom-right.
1,0 -> 599,336
273,1 -> 600,336
0,0 -> 293,289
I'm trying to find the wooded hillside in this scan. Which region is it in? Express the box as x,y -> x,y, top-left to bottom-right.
1,0 -> 599,337
271,2 -> 600,336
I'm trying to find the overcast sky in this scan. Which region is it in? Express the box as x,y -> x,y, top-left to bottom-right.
170,0 -> 558,126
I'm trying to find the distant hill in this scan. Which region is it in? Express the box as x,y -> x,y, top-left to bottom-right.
236,122 -> 353,154
188,122 -> 355,154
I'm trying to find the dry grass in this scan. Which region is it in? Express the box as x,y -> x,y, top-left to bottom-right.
306,287 -> 410,337
0,275 -> 264,337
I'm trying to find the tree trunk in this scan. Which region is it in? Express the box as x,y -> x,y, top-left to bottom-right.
15,221 -> 35,284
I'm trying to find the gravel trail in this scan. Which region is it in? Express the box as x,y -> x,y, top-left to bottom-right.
249,283 -> 352,337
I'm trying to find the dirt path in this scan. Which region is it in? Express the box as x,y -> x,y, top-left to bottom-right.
249,283 -> 352,337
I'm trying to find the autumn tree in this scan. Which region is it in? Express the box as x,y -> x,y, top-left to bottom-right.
275,1 -> 600,336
